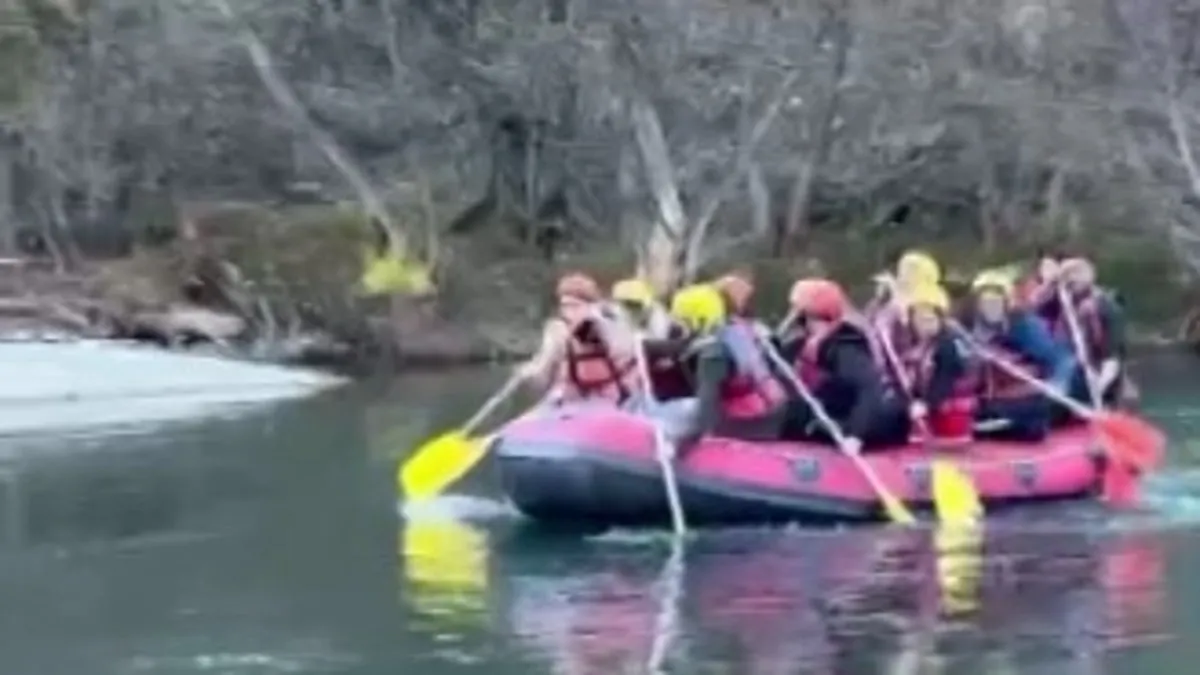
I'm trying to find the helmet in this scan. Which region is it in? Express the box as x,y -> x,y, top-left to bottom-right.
611,278 -> 655,307
1059,257 -> 1095,285
713,274 -> 754,314
908,283 -> 950,313
788,278 -> 849,321
556,272 -> 601,302
669,284 -> 726,333
971,269 -> 1015,297
898,250 -> 941,286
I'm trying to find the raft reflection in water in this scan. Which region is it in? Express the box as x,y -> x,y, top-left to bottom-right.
395,520 -> 1169,674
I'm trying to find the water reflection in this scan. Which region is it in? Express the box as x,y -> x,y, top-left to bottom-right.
481,525 -> 1170,675
0,403 -> 304,554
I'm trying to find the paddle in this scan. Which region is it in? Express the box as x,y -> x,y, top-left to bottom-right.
868,315 -> 983,523
1057,285 -> 1141,504
760,343 -> 917,525
633,337 -> 688,536
399,375 -> 523,502
951,324 -> 1165,489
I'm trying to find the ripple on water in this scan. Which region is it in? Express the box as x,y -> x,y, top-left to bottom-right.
120,649 -> 361,675
398,494 -> 521,523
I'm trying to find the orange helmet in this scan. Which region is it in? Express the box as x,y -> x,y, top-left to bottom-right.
556,272 -> 601,302
789,278 -> 849,321
713,273 -> 755,315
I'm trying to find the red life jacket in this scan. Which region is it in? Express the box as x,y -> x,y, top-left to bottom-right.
794,317 -> 881,391
898,332 -> 977,415
1047,290 -> 1109,368
700,320 -> 787,419
971,322 -> 1042,400
558,320 -> 638,404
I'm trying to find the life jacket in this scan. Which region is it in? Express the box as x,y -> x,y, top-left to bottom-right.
898,331 -> 976,415
794,316 -> 882,391
970,320 -> 1042,400
1047,290 -> 1109,367
692,320 -> 786,419
557,319 -> 639,404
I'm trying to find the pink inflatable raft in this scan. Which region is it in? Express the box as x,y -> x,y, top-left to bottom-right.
495,404 -> 1108,526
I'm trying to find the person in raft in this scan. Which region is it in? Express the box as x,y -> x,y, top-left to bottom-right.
1056,255 -> 1128,403
712,272 -> 771,336
513,272 -> 642,407
609,277 -> 674,340
959,269 -> 1076,442
654,283 -> 788,451
610,277 -> 693,401
1013,248 -> 1066,309
865,250 -> 943,354
777,278 -> 909,453
894,283 -> 976,445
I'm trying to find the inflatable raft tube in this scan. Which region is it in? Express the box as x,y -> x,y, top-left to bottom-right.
494,405 -> 1107,526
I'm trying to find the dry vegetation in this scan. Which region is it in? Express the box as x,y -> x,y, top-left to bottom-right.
1,0 -> 1199,363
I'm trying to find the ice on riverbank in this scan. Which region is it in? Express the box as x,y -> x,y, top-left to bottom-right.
0,341 -> 348,434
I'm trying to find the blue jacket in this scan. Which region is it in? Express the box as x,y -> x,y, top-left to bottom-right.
972,310 -> 1076,389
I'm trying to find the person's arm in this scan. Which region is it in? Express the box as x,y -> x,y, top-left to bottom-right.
593,311 -> 638,364
774,325 -> 806,363
1005,312 -> 1072,387
1095,294 -> 1126,390
517,320 -> 568,387
1094,294 -> 1126,361
678,340 -> 731,448
921,334 -> 965,410
826,341 -> 883,442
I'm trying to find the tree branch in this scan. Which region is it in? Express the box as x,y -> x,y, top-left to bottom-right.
213,0 -> 409,259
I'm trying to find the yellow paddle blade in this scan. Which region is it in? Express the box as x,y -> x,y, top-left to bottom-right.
881,493 -> 918,525
934,520 -> 984,616
399,431 -> 490,502
932,461 -> 983,525
361,247 -> 435,296
400,518 -> 489,619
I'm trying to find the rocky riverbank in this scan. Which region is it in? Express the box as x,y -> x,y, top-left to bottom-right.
2,219 -> 1194,375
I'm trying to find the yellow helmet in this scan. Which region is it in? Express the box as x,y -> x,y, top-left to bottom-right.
971,269 -> 1015,297
898,250 -> 941,286
611,278 -> 656,307
669,284 -> 726,333
908,283 -> 950,313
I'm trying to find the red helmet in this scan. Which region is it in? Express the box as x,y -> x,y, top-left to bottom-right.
789,278 -> 849,321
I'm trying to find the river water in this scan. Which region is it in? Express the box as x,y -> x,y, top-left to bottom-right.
2,355 -> 1200,675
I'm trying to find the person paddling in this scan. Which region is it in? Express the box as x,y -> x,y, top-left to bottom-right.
1052,258 -> 1128,408
960,270 -> 1076,442
655,284 -> 788,452
896,283 -> 976,446
611,277 -> 673,339
866,250 -> 942,355
777,278 -> 908,452
514,272 -> 640,407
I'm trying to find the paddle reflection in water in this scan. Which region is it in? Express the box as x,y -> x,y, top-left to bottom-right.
397,514 -> 491,624
486,524 -> 1169,675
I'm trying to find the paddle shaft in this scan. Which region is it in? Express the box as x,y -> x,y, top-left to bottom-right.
761,343 -> 911,516
1057,284 -> 1103,409
949,322 -> 1094,420
634,336 -> 687,536
462,375 -> 523,435
868,313 -> 935,438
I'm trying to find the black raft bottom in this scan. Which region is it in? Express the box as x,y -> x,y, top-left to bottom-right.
498,452 -> 876,528
497,444 -> 1098,529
